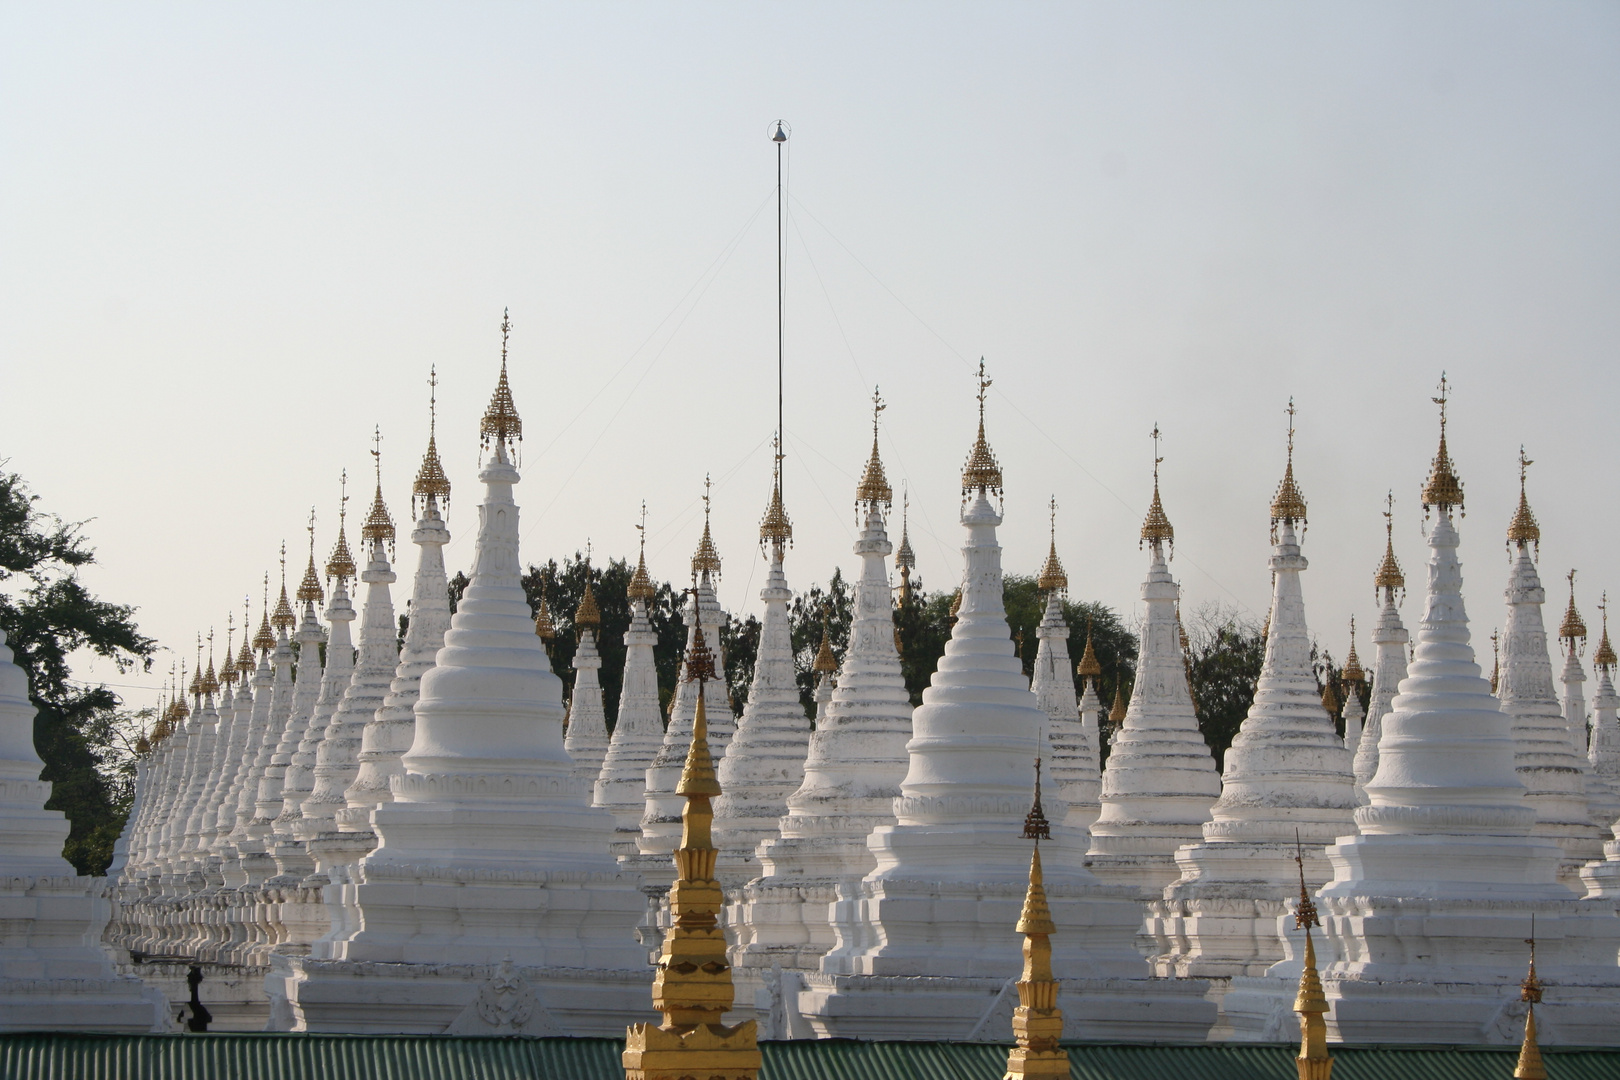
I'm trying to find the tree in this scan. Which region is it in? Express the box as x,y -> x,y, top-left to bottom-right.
1181,602 -> 1266,771
788,569 -> 854,719
0,470 -> 154,875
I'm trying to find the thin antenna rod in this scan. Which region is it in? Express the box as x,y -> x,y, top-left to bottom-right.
772,120 -> 789,502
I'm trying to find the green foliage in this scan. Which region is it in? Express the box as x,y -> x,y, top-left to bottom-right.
0,470 -> 154,875
1181,603 -> 1265,771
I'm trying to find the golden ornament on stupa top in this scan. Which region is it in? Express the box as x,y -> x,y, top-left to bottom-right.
1374,492 -> 1406,603
1140,424 -> 1174,550
414,366 -> 452,510
813,623 -> 838,676
759,442 -> 793,548
1506,447 -> 1540,557
326,473 -> 358,582
962,360 -> 1004,500
1270,399 -> 1308,541
691,476 -> 723,580
480,310 -> 523,452
856,387 -> 893,508
1076,620 -> 1102,681
623,587 -> 760,1080
272,545 -> 297,630
1560,570 -> 1587,655
218,622 -> 237,688
1003,758 -> 1067,1080
575,579 -> 602,629
296,510 -> 325,604
1341,619 -> 1365,685
201,633 -> 220,697
1491,629 -> 1502,696
1514,923 -> 1546,1080
361,427 -> 396,554
895,489 -> 917,584
629,503 -> 657,602
534,588 -> 557,648
1320,680 -> 1338,718
1037,497 -> 1068,596
1595,595 -> 1616,673
1420,374 -> 1465,515
1108,679 -> 1128,727
1291,832 -> 1333,1080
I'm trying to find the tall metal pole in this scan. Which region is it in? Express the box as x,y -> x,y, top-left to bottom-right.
773,120 -> 788,500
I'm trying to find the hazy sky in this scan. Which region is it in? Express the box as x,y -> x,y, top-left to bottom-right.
3,3 -> 1618,711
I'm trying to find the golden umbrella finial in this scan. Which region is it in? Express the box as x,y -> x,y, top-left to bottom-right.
856,386 -> 893,510
480,309 -> 523,456
1292,829 -> 1332,1080
1561,570 -> 1588,657
1003,758 -> 1066,1079
1506,446 -> 1540,558
413,365 -> 452,514
1374,492 -> 1406,604
1421,372 -> 1464,518
628,502 -> 656,602
1037,497 -> 1067,596
1140,423 -> 1174,554
962,359 -> 1004,501
1270,398 -> 1308,542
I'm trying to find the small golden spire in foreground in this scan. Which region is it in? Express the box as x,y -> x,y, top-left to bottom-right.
1421,373 -> 1465,517
1004,759 -> 1067,1080
1140,424 -> 1174,552
1037,497 -> 1067,596
624,585 -> 760,1080
1514,921 -> 1546,1080
1292,831 -> 1333,1080
962,360 -> 1004,500
1270,398 -> 1308,541
1560,570 -> 1587,657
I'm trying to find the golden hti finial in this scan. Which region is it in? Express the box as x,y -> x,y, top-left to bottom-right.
1076,618 -> 1102,686
1491,630 -> 1502,695
1108,676 -> 1128,732
237,596 -> 255,675
628,502 -> 656,602
189,639 -> 203,701
760,435 -> 794,549
691,476 -> 722,580
1514,918 -> 1546,1080
624,583 -> 760,1080
296,508 -> 325,604
895,485 -> 917,605
813,617 -> 838,676
1373,491 -> 1406,604
480,309 -> 523,457
855,386 -> 893,510
1037,497 -> 1068,597
219,617 -> 237,689
1291,830 -> 1332,1080
202,628 -> 220,697
1420,372 -> 1464,517
1004,758 -> 1066,1080
1342,619 -> 1365,686
362,425 -> 397,559
1560,570 -> 1587,657
255,574 -> 278,653
413,365 -> 453,514
1595,594 -> 1616,674
961,359 -> 1004,501
948,587 -> 963,626
575,544 -> 602,630
1506,446 -> 1540,558
1270,398 -> 1308,542
327,472 -> 357,583
1320,679 -> 1338,718
272,543 -> 297,631
1140,423 -> 1174,553
534,584 -> 557,655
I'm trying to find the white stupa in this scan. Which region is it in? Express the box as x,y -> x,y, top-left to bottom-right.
276,319 -> 647,1035
207,625 -> 258,886
0,625 -> 163,1031
1030,502 -> 1099,834
1496,457 -> 1603,890
1579,617 -> 1620,901
1339,628 -> 1366,762
712,453 -> 810,882
1087,428 -> 1222,896
562,578 -> 611,785
1556,583 -> 1609,835
802,369 -> 1198,1042
737,411 -> 911,996
593,522 -> 666,858
1153,415 -> 1357,980
1351,499 -> 1410,803
1310,388 -> 1620,1044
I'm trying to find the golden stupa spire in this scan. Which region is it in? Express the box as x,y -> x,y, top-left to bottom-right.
1320,679 -> 1338,718
628,502 -> 656,602
1506,446 -> 1540,558
691,476 -> 722,580
272,544 -> 296,631
760,436 -> 794,549
1037,497 -> 1068,596
296,509 -> 325,604
1140,424 -> 1174,553
856,386 -> 893,509
1108,676 -> 1127,732
219,617 -> 237,689
1560,570 -> 1587,657
1076,619 -> 1102,686
1271,398 -> 1308,542
361,426 -> 397,559
202,629 -> 220,697
813,618 -> 838,676
575,542 -> 602,629
1004,759 -> 1067,1080
961,359 -> 1004,501
1514,920 -> 1546,1080
480,309 -> 523,456
189,640 -> 203,701
1292,832 -> 1333,1080
623,582 -> 760,1080
1595,594 -> 1616,674
1342,618 -> 1364,687
896,485 -> 916,605
534,584 -> 557,656
1373,492 -> 1406,604
1420,373 -> 1464,517
413,365 -> 453,515
327,473 -> 357,583
1491,630 -> 1502,695
236,596 -> 255,675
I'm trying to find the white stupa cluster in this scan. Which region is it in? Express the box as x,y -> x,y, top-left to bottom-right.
4,340 -> 1619,1046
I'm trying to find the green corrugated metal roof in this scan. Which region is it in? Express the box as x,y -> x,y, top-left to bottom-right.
0,1034 -> 1613,1080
